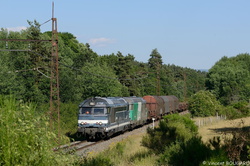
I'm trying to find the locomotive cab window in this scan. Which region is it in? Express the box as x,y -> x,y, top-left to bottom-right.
80,108 -> 92,114
80,107 -> 107,115
93,108 -> 105,115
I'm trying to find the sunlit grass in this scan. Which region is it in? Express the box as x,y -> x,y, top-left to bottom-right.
83,133 -> 159,166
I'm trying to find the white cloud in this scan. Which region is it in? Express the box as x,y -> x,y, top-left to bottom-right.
6,26 -> 27,32
89,37 -> 116,47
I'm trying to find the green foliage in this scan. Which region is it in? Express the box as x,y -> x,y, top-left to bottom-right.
206,54 -> 250,105
114,142 -> 126,156
60,102 -> 78,136
79,155 -> 114,166
189,90 -> 221,117
0,23 -> 206,103
216,101 -> 250,119
73,42 -> 98,69
158,137 -> 212,166
0,95 -> 73,166
230,101 -> 250,116
148,48 -> 163,70
75,62 -> 124,100
141,114 -> 198,154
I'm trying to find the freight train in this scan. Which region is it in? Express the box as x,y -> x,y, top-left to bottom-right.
77,96 -> 188,140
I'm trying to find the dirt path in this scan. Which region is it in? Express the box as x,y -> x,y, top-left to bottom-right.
197,116 -> 250,143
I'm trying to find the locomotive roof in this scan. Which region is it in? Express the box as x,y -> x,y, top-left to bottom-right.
123,97 -> 146,104
79,97 -> 127,107
79,96 -> 147,107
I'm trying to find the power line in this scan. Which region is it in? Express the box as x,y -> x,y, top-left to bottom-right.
0,49 -> 30,52
40,19 -> 51,26
0,39 -> 51,42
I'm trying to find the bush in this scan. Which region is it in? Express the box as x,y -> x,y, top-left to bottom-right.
0,95 -> 73,166
220,101 -> 250,120
158,137 -> 212,166
188,90 -> 221,117
79,155 -> 114,166
60,102 -> 78,135
222,127 -> 250,161
141,114 -> 198,154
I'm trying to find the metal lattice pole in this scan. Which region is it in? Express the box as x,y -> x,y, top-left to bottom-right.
50,2 -> 60,142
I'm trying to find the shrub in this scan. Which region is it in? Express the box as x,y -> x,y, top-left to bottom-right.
141,114 -> 198,154
60,102 -> 78,135
188,90 -> 221,117
222,127 -> 250,161
79,155 -> 114,166
0,95 -> 73,166
158,136 -> 212,166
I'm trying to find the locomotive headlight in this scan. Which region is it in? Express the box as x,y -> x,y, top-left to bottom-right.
80,122 -> 87,125
96,122 -> 103,125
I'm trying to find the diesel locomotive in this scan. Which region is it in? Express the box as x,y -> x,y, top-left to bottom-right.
77,95 -> 187,140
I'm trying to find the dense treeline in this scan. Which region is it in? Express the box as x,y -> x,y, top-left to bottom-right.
0,22 -> 206,105
1,21 -> 250,131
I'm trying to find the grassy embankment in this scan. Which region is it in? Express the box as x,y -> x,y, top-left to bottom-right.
195,116 -> 250,143
83,116 -> 250,166
84,133 -> 159,166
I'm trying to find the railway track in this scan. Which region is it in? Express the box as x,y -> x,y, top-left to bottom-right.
54,140 -> 104,154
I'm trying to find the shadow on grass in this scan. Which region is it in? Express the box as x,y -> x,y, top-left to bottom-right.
209,126 -> 250,133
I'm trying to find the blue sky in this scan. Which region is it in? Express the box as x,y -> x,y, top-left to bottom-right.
1,0 -> 250,69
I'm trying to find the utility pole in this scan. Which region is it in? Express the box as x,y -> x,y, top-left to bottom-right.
50,2 -> 60,142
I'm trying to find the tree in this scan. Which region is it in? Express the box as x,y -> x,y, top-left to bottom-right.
148,48 -> 163,70
144,48 -> 163,95
75,62 -> 123,100
73,42 -> 98,69
188,90 -> 221,117
206,54 -> 250,105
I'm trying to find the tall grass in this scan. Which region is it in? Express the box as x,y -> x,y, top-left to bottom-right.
0,95 -> 75,165
79,134 -> 158,166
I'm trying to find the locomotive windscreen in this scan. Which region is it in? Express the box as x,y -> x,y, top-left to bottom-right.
80,107 -> 106,115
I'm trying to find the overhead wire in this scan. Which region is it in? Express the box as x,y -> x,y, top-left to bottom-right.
40,19 -> 51,26
0,48 -> 182,89
0,46 -> 188,87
